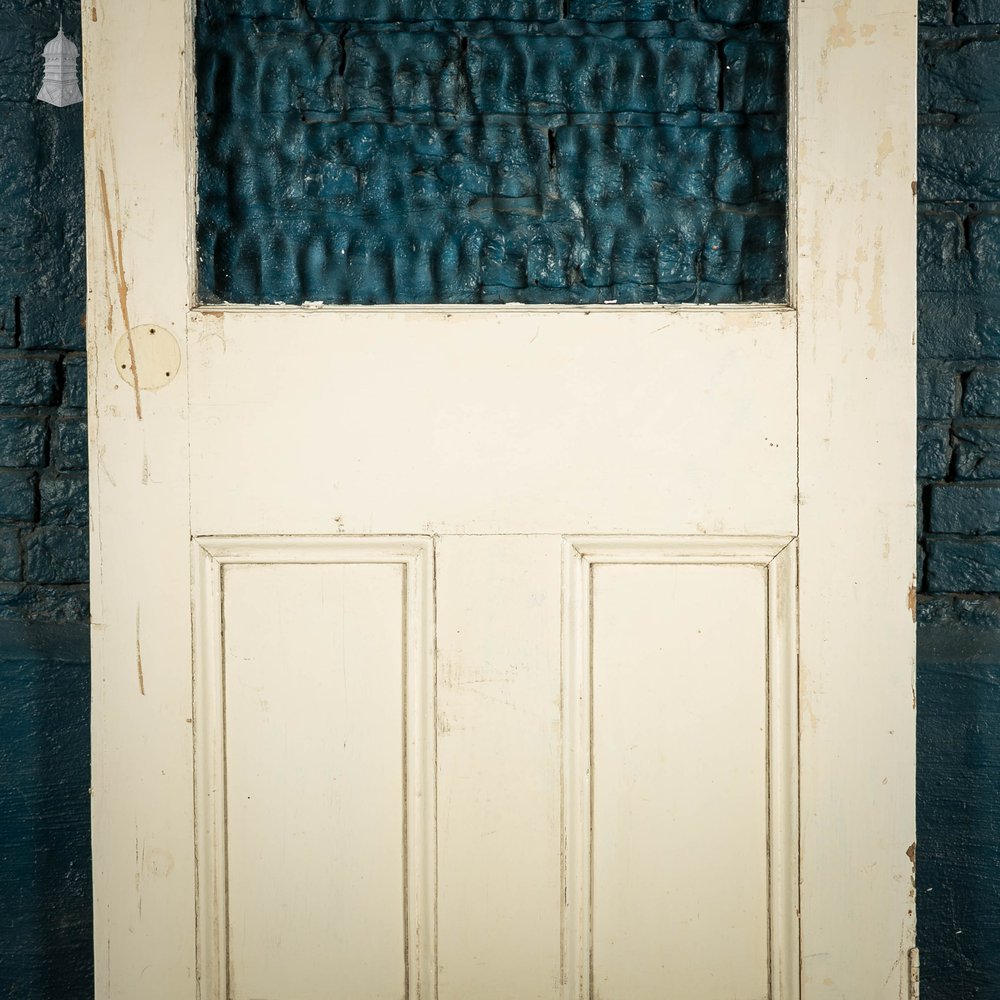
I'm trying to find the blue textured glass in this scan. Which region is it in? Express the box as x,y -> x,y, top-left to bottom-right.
196,1 -> 787,305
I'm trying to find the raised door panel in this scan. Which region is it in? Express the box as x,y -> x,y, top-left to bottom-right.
562,538 -> 798,1000
193,538 -> 436,1000
224,562 -> 405,1000
590,562 -> 768,999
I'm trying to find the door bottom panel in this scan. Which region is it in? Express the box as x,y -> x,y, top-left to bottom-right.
192,534 -> 797,1000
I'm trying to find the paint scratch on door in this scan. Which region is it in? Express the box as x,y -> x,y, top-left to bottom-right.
135,606 -> 146,696
98,165 -> 143,420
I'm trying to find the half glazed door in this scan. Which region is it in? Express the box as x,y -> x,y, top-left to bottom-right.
83,3 -> 916,1000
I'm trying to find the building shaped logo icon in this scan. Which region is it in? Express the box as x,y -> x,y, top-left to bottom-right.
38,21 -> 83,108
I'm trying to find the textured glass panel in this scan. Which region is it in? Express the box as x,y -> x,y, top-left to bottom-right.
196,0 -> 787,305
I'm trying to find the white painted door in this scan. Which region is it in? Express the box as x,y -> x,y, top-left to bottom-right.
83,4 -> 917,1000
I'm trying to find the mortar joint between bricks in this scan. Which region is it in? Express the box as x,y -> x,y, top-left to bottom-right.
53,355 -> 67,409
12,298 -> 21,349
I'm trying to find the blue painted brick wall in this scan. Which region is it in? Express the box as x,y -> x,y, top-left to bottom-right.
920,6 -> 1000,600
0,623 -> 91,1000
918,626 -> 1000,998
0,2 -> 88,625
918,2 -> 1000,996
196,0 -> 788,305
0,3 -> 92,999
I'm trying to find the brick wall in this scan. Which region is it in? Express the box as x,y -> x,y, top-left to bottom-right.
0,4 -> 92,999
196,0 -> 788,305
919,0 -> 1000,606
0,3 -> 88,625
917,1 -> 1000,995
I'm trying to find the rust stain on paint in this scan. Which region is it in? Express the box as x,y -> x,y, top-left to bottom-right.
906,842 -> 916,865
827,0 -> 857,49
875,130 -> 894,177
907,581 -> 917,623
98,166 -> 142,420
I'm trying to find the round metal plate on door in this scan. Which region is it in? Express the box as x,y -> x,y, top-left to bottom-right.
114,325 -> 181,390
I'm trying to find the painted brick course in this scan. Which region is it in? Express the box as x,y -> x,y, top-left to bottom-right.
953,421 -> 1000,480
918,360 -> 961,419
0,3 -> 93,995
53,418 -> 87,473
23,526 -> 87,585
930,483 -> 1000,533
919,421 -> 951,479
0,471 -> 37,523
0,356 -> 58,406
196,2 -> 788,304
918,6 -> 1000,996
0,417 -> 48,469
956,0 -> 1000,22
918,17 -> 1000,602
0,529 -> 21,580
39,474 -> 87,527
0,1 -> 89,628
928,538 -> 1000,592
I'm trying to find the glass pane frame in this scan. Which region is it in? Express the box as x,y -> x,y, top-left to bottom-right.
190,2 -> 794,311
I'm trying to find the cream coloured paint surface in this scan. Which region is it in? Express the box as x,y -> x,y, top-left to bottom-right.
193,539 -> 436,1000
223,562 -> 407,1000
591,562 -> 768,1000
83,2 -> 916,999
186,307 -> 796,537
